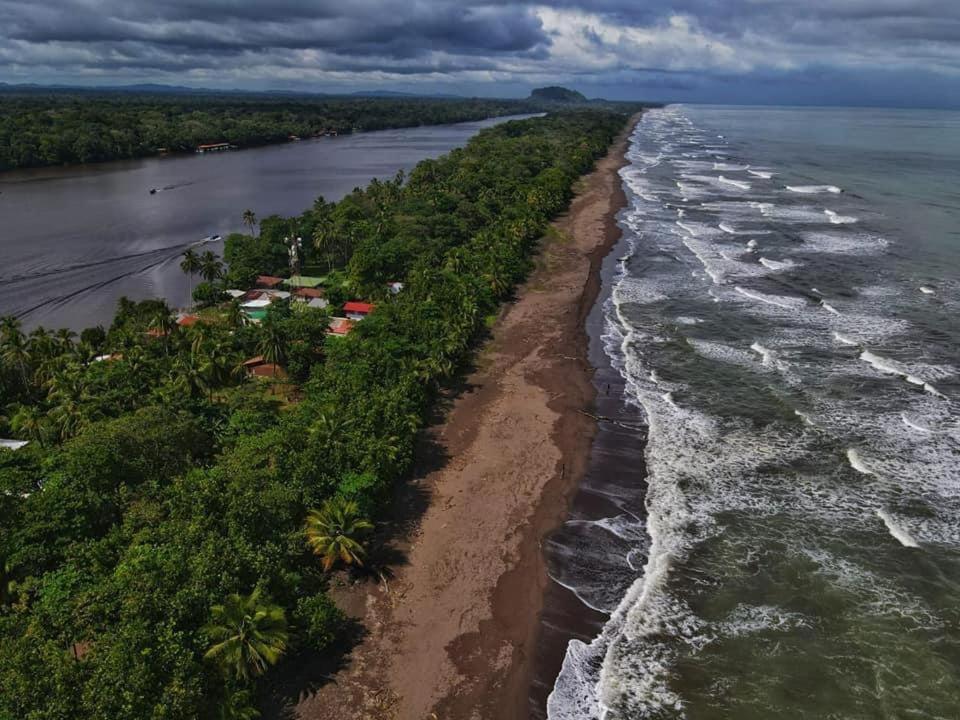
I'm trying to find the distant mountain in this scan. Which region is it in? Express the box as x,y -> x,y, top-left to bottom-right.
529,86 -> 588,103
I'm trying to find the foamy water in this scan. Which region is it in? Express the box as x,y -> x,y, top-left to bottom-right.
547,105 -> 960,719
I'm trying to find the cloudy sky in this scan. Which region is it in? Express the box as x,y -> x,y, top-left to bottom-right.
1,0 -> 959,106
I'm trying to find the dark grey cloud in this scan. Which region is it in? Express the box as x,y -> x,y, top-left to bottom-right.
0,0 -> 959,105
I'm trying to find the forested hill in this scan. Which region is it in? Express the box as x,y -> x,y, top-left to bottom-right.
0,93 -> 536,171
0,109 -> 630,720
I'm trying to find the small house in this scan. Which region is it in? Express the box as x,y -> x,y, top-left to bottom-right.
343,301 -> 375,321
326,317 -> 355,336
386,281 -> 405,295
256,275 -> 285,289
177,314 -> 200,327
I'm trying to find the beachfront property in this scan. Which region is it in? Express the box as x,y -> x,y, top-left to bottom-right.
343,301 -> 375,321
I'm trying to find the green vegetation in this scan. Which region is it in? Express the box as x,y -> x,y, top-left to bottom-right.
0,92 -> 537,171
0,109 -> 628,717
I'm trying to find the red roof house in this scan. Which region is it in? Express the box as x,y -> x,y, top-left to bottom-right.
343,301 -> 375,320
293,287 -> 325,299
326,317 -> 355,336
256,275 -> 285,289
176,314 -> 200,327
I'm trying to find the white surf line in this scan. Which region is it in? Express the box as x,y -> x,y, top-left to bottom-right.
859,350 -> 947,399
758,257 -> 790,271
794,409 -> 817,427
876,509 -> 920,548
750,342 -> 775,366
717,175 -> 751,190
919,286 -> 936,295
847,448 -> 875,475
735,286 -> 803,310
748,169 -> 774,179
786,184 -> 842,194
901,413 -> 934,433
825,209 -> 858,224
821,300 -> 842,315
833,332 -> 858,346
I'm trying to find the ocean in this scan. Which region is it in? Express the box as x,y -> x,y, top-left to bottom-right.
546,105 -> 960,718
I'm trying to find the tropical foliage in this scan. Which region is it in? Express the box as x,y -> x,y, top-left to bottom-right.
0,110 -> 627,718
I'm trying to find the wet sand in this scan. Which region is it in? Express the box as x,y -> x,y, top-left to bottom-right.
293,114 -> 639,720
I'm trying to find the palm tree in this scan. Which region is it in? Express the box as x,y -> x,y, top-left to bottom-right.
9,404 -> 48,447
225,300 -> 246,330
149,309 -> 176,355
241,209 -> 257,236
305,497 -> 374,571
1,322 -> 31,388
256,320 -> 286,378
199,250 -> 224,284
180,249 -> 202,296
203,588 -> 288,682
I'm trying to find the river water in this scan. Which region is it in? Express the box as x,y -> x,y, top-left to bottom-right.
548,106 -> 960,718
0,115 -> 528,331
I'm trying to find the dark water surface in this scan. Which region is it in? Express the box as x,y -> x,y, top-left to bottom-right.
547,106 -> 960,718
0,115 -> 530,330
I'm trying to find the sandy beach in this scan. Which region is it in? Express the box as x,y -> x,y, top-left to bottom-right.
294,114 -> 638,720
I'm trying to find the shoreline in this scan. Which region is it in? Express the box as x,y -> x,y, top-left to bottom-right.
293,114 -> 640,720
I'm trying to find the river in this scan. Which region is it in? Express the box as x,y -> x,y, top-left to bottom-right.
0,114 -> 530,331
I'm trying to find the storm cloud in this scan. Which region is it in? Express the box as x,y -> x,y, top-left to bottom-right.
1,0 -> 959,105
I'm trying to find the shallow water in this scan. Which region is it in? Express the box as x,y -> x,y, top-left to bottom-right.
548,106 -> 960,718
0,115 -> 531,330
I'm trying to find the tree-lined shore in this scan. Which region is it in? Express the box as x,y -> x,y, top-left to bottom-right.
0,109 -> 628,719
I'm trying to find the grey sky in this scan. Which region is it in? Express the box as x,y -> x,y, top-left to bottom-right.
1,0 -> 959,106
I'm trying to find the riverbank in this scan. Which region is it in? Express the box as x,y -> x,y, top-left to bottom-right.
294,114 -> 639,719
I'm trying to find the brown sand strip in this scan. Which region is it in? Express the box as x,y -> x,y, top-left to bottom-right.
294,115 -> 639,720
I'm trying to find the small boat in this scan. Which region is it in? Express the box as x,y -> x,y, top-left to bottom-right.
149,188 -> 157,194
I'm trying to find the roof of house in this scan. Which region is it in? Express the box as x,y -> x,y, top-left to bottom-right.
284,275 -> 326,288
327,317 -> 355,336
0,439 -> 29,451
242,355 -> 265,367
177,314 -> 200,327
226,289 -> 246,298
145,327 -> 169,338
241,298 -> 272,309
306,298 -> 329,309
343,301 -> 375,314
293,287 -> 325,298
256,275 -> 285,288
249,363 -> 287,379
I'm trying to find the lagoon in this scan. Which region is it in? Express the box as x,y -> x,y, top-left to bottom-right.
0,115 -> 529,330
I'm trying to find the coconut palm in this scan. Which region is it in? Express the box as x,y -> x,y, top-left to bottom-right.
225,300 -> 246,330
180,249 -> 202,296
241,209 -> 257,236
1,322 -> 31,387
149,309 -> 176,355
202,588 -> 288,682
199,250 -> 224,283
305,497 -> 374,571
256,319 -> 286,377
9,404 -> 49,447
